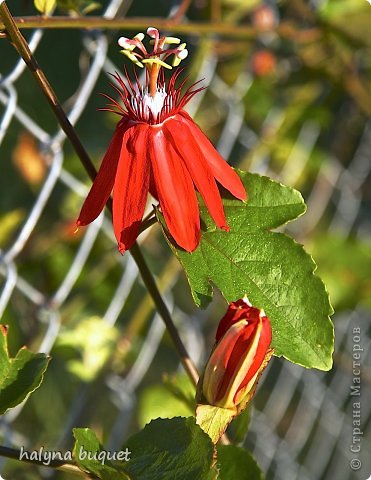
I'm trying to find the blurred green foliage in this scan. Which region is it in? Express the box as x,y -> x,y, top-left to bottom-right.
310,234 -> 371,311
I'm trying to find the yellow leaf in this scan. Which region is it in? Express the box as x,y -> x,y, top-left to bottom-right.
34,0 -> 56,15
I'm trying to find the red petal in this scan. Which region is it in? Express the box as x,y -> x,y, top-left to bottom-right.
216,301 -> 257,342
148,126 -> 200,252
179,112 -> 247,201
235,315 -> 272,395
215,314 -> 271,403
163,117 -> 228,231
77,120 -> 128,226
149,171 -> 159,200
214,321 -> 257,402
112,123 -> 150,253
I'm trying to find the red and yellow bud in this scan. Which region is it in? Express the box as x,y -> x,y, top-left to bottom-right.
202,297 -> 272,410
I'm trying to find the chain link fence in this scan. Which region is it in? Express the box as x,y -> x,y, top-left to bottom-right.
0,0 -> 370,479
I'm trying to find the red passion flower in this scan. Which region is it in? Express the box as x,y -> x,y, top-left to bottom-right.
77,28 -> 247,253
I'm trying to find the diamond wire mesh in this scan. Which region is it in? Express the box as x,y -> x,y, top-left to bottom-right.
0,1 -> 371,479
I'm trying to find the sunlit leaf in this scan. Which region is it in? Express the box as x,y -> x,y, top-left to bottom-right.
196,404 -> 236,444
0,325 -> 50,414
73,428 -> 128,479
34,0 -> 56,14
124,417 -> 217,480
161,171 -> 334,371
74,419 -> 216,480
217,445 -> 264,480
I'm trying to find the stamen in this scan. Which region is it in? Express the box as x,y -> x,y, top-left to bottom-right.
118,30 -> 189,74
147,27 -> 160,51
147,27 -> 159,38
164,37 -> 181,45
134,33 -> 145,41
173,47 -> 188,67
117,29 -> 190,98
120,50 -> 144,68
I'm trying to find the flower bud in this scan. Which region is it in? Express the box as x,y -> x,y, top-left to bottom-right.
202,297 -> 272,410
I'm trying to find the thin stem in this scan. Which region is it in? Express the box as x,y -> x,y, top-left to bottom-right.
171,0 -> 192,23
141,207 -> 156,224
0,15 -> 323,42
139,213 -> 157,234
0,1 -> 199,384
0,15 -> 255,37
130,243 -> 199,385
211,0 -> 222,23
0,446 -> 96,478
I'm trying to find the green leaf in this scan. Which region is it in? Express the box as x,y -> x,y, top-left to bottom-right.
161,171 -> 334,371
217,445 -> 264,480
75,419 -> 217,480
0,325 -> 50,415
73,428 -> 128,480
124,417 -> 217,480
34,0 -> 56,14
195,404 -> 236,444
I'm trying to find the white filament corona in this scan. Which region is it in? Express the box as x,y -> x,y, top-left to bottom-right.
142,88 -> 167,117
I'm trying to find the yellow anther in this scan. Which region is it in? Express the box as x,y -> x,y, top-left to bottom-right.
172,57 -> 181,67
142,58 -> 173,70
121,50 -> 144,67
163,36 -> 181,45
